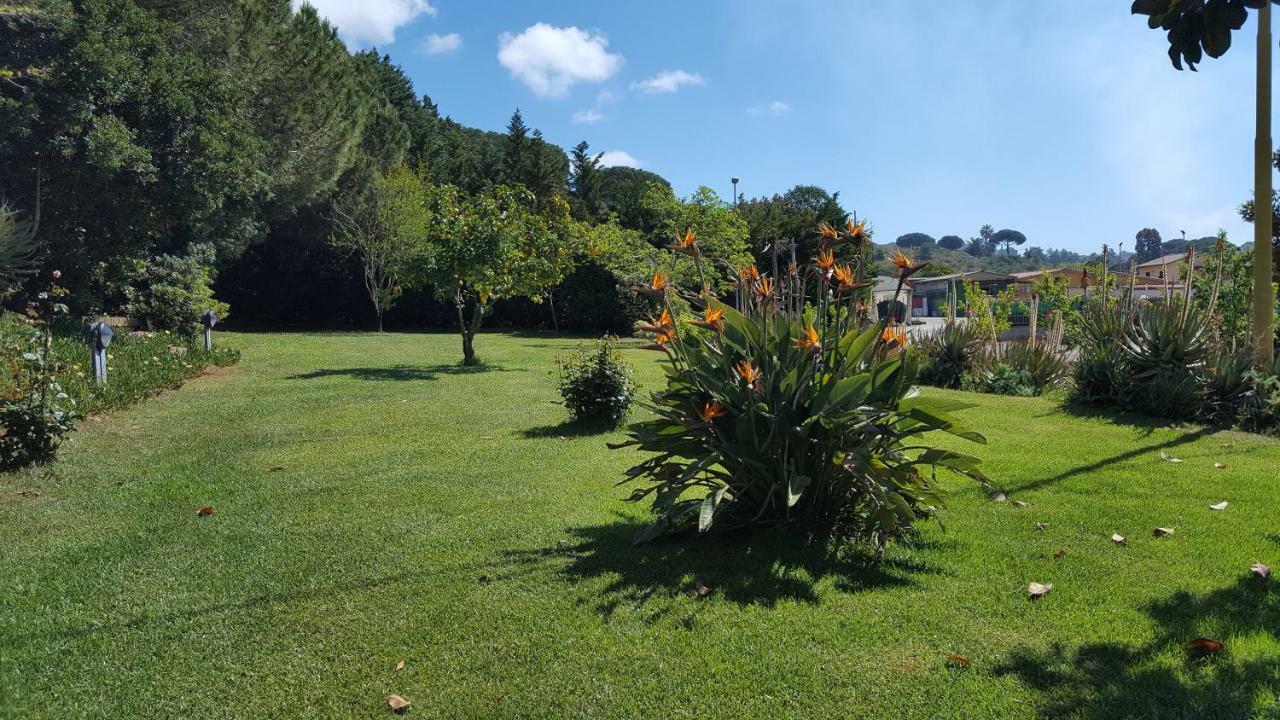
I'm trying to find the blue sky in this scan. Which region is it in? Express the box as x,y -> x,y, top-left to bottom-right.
300,0 -> 1277,254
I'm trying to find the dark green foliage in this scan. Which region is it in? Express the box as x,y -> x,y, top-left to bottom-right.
938,235 -> 965,251
1134,228 -> 1163,262
1131,0 -> 1273,71
1121,303 -> 1210,417
0,303 -> 76,470
1205,342 -> 1256,425
965,341 -> 1071,397
1072,300 -> 1134,406
556,336 -> 636,429
962,363 -> 1035,397
915,320 -> 984,389
124,244 -> 229,334
737,185 -> 849,265
991,228 -> 1028,257
895,233 -> 935,248
568,141 -> 605,222
598,166 -> 674,234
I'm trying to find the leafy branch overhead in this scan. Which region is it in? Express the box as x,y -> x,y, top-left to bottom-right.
1132,0 -> 1280,70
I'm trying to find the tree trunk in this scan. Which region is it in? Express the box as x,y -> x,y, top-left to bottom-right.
454,289 -> 474,365
548,291 -> 560,332
1254,1 -> 1276,365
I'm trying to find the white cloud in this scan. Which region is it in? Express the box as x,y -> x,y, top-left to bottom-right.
497,23 -> 623,98
421,32 -> 462,55
598,150 -> 642,168
631,70 -> 705,95
747,100 -> 790,116
596,89 -> 618,105
571,109 -> 605,125
294,0 -> 436,47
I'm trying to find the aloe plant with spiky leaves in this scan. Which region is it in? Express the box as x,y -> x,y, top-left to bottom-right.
611,221 -> 991,547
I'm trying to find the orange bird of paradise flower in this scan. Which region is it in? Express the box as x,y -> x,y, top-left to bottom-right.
880,324 -> 908,347
690,306 -> 725,332
793,323 -> 821,352
696,401 -> 727,423
817,221 -> 839,240
672,229 -> 698,253
650,270 -> 669,291
739,264 -> 761,282
890,250 -> 928,278
753,276 -> 775,299
846,218 -> 868,243
832,263 -> 856,289
815,247 -> 836,272
735,359 -> 762,387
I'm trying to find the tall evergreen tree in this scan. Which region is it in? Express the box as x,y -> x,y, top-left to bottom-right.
568,141 -> 604,221
1134,228 -> 1163,262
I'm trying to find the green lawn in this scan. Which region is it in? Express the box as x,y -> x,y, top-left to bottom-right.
2,331 -> 1279,719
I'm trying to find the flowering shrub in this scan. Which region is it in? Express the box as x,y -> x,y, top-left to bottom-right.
0,275 -> 77,470
612,222 -> 990,546
556,336 -> 636,429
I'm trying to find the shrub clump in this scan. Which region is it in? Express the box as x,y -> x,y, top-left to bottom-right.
125,243 -> 230,335
0,276 -> 78,469
613,225 -> 990,548
556,336 -> 636,429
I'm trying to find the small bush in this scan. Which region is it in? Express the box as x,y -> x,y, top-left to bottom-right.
556,336 -> 636,429
0,281 -> 78,469
965,341 -> 1070,397
125,243 -> 230,335
1071,299 -> 1132,406
1121,302 -> 1209,418
915,319 -> 983,388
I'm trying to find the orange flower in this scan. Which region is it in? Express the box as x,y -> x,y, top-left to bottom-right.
635,307 -> 676,335
818,221 -> 839,240
696,401 -> 727,423
890,250 -> 928,278
832,263 -> 856,289
792,323 -> 821,352
672,229 -> 698,254
815,247 -> 836,272
846,218 -> 868,243
880,323 -> 908,347
735,359 -> 762,387
650,270 -> 669,291
690,306 -> 725,332
753,276 -> 775,299
739,264 -> 760,282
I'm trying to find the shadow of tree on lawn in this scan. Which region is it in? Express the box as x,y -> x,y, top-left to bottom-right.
285,362 -> 517,382
994,575 -> 1280,719
519,418 -> 616,439
495,520 -> 949,621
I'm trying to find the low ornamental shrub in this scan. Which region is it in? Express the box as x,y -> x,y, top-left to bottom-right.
124,243 -> 230,335
915,319 -> 983,389
0,275 -> 77,470
555,336 -> 637,429
612,223 -> 990,547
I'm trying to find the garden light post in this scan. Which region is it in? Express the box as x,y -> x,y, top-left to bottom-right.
201,310 -> 218,352
1255,0 -> 1276,364
89,321 -> 112,384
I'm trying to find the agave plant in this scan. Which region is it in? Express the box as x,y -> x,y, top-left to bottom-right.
612,221 -> 990,546
915,319 -> 984,389
1071,298 -> 1134,406
1204,341 -> 1255,426
1122,301 -> 1210,418
969,340 -> 1071,397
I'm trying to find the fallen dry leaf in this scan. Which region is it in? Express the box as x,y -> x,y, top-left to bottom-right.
1035,522 -> 1046,533
693,577 -> 711,598
395,660 -> 405,672
559,435 -> 574,442
1160,451 -> 1183,464
1251,562 -> 1271,579
1053,549 -> 1067,559
196,505 -> 214,517
945,654 -> 971,668
1153,527 -> 1175,537
1215,463 -> 1227,470
1027,582 -> 1053,599
991,491 -> 1008,503
387,694 -> 410,712
1188,637 -> 1224,655
1111,533 -> 1126,545
1012,500 -> 1029,508
1210,501 -> 1229,511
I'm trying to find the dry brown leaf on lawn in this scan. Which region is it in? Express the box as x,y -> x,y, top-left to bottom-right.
945,654 -> 971,668
1159,451 -> 1182,463
991,491 -> 1008,503
1111,533 -> 1126,545
1210,501 -> 1229,511
1251,562 -> 1272,579
1053,549 -> 1066,559
196,505 -> 215,517
1153,527 -> 1175,537
1027,582 -> 1053,599
1215,463 -> 1227,470
395,660 -> 405,671
387,694 -> 410,712
693,577 -> 711,597
1035,522 -> 1046,533
1188,637 -> 1224,655
559,435 -> 575,442
1012,500 -> 1029,508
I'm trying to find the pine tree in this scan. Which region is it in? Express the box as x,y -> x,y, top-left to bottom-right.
569,141 -> 604,221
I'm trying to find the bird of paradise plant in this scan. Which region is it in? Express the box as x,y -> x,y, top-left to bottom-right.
612,220 -> 991,547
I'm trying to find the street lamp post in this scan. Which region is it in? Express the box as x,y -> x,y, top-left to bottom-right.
731,176 -> 739,207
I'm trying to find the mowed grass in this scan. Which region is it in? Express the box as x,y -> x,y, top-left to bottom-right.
2,331 -> 1279,719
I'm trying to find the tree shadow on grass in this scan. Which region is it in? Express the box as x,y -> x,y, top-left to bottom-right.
285,361 -> 518,382
494,520 -> 950,621
994,576 -> 1280,719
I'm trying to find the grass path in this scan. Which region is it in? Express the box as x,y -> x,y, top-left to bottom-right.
2,331 -> 1279,718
